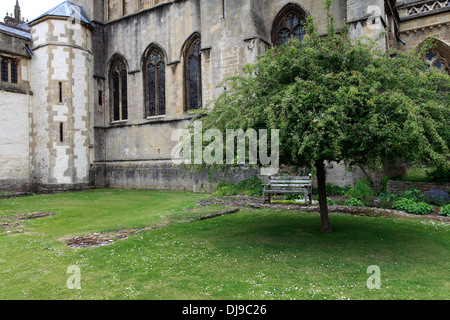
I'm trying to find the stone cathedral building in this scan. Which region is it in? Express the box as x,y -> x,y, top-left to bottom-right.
0,0 -> 449,192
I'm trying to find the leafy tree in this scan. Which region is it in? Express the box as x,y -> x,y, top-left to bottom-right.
187,0 -> 450,232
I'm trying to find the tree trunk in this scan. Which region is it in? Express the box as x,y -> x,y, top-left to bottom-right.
316,159 -> 333,233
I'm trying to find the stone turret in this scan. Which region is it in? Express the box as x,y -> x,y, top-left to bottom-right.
28,1 -> 94,188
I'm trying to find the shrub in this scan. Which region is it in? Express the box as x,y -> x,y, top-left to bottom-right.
236,176 -> 264,196
214,176 -> 263,197
380,176 -> 391,191
364,195 -> 379,207
286,194 -> 303,201
427,167 -> 450,184
377,191 -> 398,203
345,198 -> 365,207
325,183 -> 347,196
400,189 -> 424,202
312,184 -> 350,196
392,198 -> 434,215
422,189 -> 450,206
439,205 -> 450,216
327,198 -> 336,205
345,179 -> 375,202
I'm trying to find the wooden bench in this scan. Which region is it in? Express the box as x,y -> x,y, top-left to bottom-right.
262,175 -> 313,205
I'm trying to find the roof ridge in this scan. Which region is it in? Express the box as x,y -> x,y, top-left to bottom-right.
28,1 -> 93,27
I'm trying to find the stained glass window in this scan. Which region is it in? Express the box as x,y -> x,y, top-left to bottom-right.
424,49 -> 450,75
147,65 -> 156,116
121,70 -> 128,120
144,48 -> 165,117
110,58 -> 128,122
112,72 -> 120,121
157,61 -> 166,116
185,37 -> 202,112
272,5 -> 306,46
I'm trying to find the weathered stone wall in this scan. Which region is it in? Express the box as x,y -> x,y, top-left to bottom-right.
88,0 -> 351,191
91,161 -> 260,192
387,180 -> 450,195
347,0 -> 388,49
0,90 -> 31,189
398,12 -> 450,52
0,30 -> 32,57
3,0 -> 443,193
29,18 -> 93,186
0,29 -> 33,190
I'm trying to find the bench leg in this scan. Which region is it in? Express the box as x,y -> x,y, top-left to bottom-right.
268,193 -> 271,204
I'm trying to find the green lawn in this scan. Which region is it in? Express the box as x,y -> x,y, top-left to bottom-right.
401,166 -> 436,182
0,189 -> 448,300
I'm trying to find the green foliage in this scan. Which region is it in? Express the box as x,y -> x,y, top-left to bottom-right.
286,194 -> 303,201
326,183 -> 349,195
184,0 -> 450,230
327,197 -> 336,205
377,190 -> 398,203
427,167 -> 450,184
439,204 -> 450,216
188,1 -> 450,178
214,176 -> 263,197
1,190 -> 449,299
392,198 -> 434,215
312,183 -> 349,196
345,198 -> 365,207
380,176 -> 391,191
345,179 -> 376,202
400,189 -> 424,202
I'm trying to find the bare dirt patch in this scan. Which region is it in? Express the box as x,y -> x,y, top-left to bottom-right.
63,208 -> 241,249
0,212 -> 57,221
0,212 -> 58,234
0,222 -> 23,229
63,226 -> 162,249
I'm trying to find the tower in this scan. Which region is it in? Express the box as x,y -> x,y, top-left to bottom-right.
14,0 -> 21,22
28,1 -> 94,187
3,0 -> 26,27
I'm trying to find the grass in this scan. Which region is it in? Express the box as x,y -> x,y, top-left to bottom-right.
0,189 -> 449,300
396,166 -> 436,183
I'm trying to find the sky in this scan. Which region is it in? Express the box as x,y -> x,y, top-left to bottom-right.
1,0 -> 63,22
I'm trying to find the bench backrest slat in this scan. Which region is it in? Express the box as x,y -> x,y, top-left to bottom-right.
270,176 -> 310,180
268,176 -> 312,188
270,180 -> 310,184
269,183 -> 309,187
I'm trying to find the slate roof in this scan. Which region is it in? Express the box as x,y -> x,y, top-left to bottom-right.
0,23 -> 31,39
29,1 -> 93,27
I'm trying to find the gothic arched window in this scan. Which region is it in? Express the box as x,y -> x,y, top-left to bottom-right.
144,47 -> 166,117
272,5 -> 307,46
424,48 -> 450,75
184,35 -> 202,112
110,57 -> 128,122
